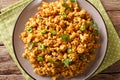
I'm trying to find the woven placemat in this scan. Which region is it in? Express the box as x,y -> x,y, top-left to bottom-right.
0,0 -> 120,80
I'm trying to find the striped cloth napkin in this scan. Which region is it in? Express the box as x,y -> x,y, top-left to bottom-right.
0,0 -> 120,80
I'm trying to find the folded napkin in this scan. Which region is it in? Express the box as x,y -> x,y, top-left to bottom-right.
0,0 -> 120,80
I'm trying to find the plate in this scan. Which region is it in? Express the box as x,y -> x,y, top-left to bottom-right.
12,0 -> 108,80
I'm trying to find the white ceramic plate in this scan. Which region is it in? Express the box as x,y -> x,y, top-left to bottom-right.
12,0 -> 108,80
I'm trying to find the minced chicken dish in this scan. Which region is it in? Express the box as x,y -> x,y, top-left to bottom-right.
20,0 -> 100,80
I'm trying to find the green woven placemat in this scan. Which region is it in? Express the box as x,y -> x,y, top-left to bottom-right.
0,0 -> 120,80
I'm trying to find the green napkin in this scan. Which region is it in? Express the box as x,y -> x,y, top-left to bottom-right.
0,0 -> 120,80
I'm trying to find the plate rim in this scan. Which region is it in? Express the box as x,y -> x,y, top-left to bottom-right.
84,0 -> 108,79
12,0 -> 108,80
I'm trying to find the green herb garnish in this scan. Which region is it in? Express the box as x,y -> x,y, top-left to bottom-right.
51,30 -> 57,35
63,58 -> 72,67
92,30 -> 99,36
49,60 -> 60,66
90,22 -> 98,30
67,48 -> 72,53
66,6 -> 72,10
71,0 -> 76,3
61,11 -> 67,18
61,34 -> 70,42
41,29 -> 47,34
79,54 -> 89,62
49,60 -> 55,64
90,22 -> 99,35
92,48 -> 97,53
25,27 -> 33,33
37,56 -> 44,62
63,2 -> 72,10
38,15 -> 43,20
28,42 -> 34,50
63,1 -> 67,7
38,44 -> 45,51
80,23 -> 86,31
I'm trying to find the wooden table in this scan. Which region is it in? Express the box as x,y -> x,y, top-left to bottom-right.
0,0 -> 120,80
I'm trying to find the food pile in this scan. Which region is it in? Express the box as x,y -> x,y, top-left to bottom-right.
20,0 -> 100,80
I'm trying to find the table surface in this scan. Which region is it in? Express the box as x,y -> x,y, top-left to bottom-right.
0,0 -> 120,80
